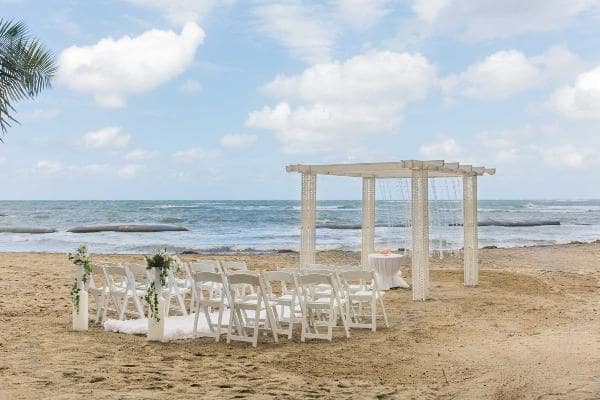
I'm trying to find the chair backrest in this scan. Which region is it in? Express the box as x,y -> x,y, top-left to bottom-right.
297,272 -> 333,286
122,262 -> 147,277
303,268 -> 335,276
262,271 -> 297,295
192,271 -> 225,285
103,265 -> 130,291
339,270 -> 375,291
221,260 -> 248,273
87,263 -> 109,290
227,270 -> 260,287
340,270 -> 374,281
188,260 -> 220,273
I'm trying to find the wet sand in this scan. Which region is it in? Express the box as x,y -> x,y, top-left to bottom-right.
1,243 -> 599,399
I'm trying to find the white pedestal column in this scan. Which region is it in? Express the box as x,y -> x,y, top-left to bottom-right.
300,172 -> 317,268
72,266 -> 88,331
147,269 -> 165,341
411,169 -> 429,301
361,177 -> 376,270
463,175 -> 479,286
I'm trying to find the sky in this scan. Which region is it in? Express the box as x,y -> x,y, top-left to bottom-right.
1,0 -> 600,200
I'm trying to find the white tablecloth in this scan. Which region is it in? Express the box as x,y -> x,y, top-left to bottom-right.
368,253 -> 410,290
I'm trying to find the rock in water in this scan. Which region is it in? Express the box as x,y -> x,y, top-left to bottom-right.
0,227 -> 56,234
68,224 -> 188,233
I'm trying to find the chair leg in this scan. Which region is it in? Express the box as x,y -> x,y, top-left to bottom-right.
227,305 -> 234,344
118,296 -> 128,320
216,308 -> 224,342
193,305 -> 200,339
370,299 -> 377,332
300,309 -> 308,342
265,303 -> 279,344
379,295 -> 389,328
252,302 -> 260,347
334,293 -> 350,338
203,306 -> 214,334
94,295 -> 103,323
175,291 -> 187,316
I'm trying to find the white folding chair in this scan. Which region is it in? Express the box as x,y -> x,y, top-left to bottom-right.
87,264 -> 110,323
226,271 -> 278,347
297,272 -> 350,341
190,271 -> 228,341
123,263 -> 149,315
221,260 -> 248,273
164,268 -> 189,316
185,260 -> 221,311
222,260 -> 255,297
339,270 -> 389,331
262,271 -> 302,339
103,265 -> 145,320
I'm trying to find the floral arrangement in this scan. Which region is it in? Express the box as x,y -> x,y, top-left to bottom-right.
68,244 -> 92,313
144,249 -> 180,322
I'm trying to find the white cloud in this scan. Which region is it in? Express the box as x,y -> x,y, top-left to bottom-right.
333,0 -> 392,30
33,160 -> 63,175
419,138 -> 463,159
445,50 -> 540,100
125,148 -> 157,161
220,133 -> 258,150
172,146 -> 214,161
247,51 -> 436,153
253,2 -> 335,64
82,163 -> 111,174
476,131 -> 521,163
549,66 -> 600,119
533,45 -> 587,84
124,0 -> 233,25
444,46 -> 585,100
57,23 -> 205,107
179,79 -> 202,93
83,127 -> 131,149
412,0 -> 600,42
18,108 -> 60,122
539,144 -> 596,169
412,0 -> 450,23
118,164 -> 143,179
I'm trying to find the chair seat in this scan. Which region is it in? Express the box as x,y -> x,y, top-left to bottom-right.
88,286 -> 108,295
350,290 -> 384,299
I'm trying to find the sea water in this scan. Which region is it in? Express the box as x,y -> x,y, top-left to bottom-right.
0,199 -> 599,253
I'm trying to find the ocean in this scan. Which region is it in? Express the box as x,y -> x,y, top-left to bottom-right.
0,200 -> 599,254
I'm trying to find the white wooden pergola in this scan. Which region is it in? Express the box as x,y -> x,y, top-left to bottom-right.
286,160 -> 495,301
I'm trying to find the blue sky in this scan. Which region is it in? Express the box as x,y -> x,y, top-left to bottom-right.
1,0 -> 600,200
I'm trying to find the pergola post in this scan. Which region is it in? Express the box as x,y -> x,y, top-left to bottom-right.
300,172 -> 317,267
361,176 -> 376,269
411,169 -> 429,301
463,174 -> 479,286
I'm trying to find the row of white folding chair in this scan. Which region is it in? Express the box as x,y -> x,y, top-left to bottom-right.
278,266 -> 389,334
190,269 -> 279,347
184,260 -> 252,310
191,266 -> 389,345
308,266 -> 389,333
86,262 -> 189,322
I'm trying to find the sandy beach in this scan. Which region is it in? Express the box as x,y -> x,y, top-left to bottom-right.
0,243 -> 598,399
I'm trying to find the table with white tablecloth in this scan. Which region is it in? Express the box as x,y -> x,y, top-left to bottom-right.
367,253 -> 410,290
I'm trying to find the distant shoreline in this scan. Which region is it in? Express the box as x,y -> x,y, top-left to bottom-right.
0,238 -> 597,256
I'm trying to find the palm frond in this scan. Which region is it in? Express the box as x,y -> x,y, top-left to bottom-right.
0,18 -> 56,139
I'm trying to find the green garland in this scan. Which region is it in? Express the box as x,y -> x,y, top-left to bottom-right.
68,244 -> 92,313
144,249 -> 180,322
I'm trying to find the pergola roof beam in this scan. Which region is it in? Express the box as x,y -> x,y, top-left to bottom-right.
286,160 -> 495,177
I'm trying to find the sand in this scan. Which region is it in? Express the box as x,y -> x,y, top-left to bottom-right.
1,243 -> 600,399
